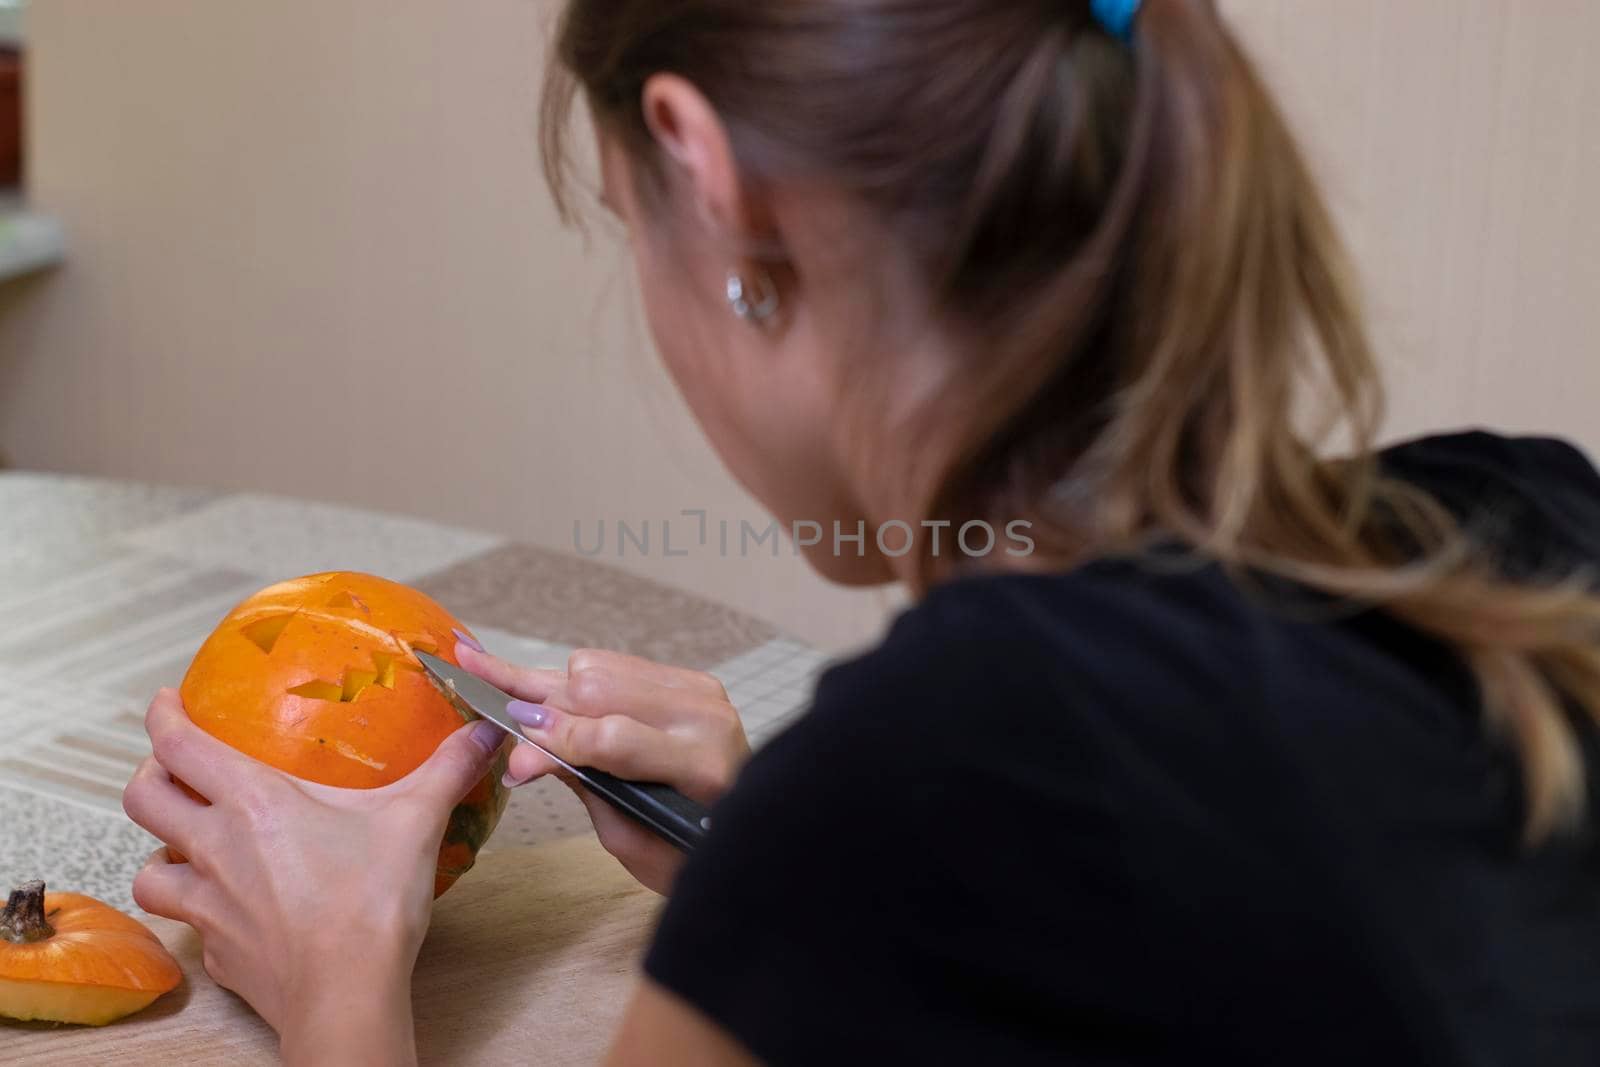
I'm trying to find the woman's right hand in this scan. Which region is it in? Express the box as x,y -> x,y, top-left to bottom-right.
455,641 -> 749,895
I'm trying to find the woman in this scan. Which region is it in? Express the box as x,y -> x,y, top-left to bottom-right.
121,0 -> 1600,1063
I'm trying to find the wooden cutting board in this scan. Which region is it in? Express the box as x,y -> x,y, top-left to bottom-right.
3,837 -> 662,1065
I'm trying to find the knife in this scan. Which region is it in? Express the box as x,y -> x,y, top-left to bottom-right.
413,650 -> 711,853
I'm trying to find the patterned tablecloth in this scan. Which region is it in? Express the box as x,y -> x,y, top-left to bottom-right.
0,473 -> 826,913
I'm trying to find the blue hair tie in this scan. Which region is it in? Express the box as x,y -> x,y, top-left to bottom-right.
1091,0 -> 1142,42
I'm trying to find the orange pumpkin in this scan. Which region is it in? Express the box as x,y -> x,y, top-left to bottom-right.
179,572 -> 508,897
0,880 -> 182,1026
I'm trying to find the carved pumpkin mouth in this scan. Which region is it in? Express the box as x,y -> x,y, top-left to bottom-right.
286,649 -> 415,703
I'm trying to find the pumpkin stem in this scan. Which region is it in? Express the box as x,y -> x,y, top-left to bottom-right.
1,880 -> 54,943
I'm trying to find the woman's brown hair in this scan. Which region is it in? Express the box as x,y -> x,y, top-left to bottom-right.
542,0 -> 1600,841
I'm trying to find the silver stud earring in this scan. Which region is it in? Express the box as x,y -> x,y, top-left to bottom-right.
726,270 -> 780,323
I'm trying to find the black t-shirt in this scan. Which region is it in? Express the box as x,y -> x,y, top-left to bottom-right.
645,431 -> 1600,1066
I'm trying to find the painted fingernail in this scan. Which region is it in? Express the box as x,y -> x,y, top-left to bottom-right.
468,720 -> 503,752
506,701 -> 550,730
453,628 -> 486,654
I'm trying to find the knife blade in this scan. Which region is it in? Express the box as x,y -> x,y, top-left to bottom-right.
413,650 -> 711,853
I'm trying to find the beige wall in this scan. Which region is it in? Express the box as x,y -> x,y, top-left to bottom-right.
1222,0 -> 1600,444
0,1 -> 1595,651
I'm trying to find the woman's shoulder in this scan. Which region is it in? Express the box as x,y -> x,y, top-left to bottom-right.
818,555 -> 1283,720
1379,429 -> 1600,569
1379,428 -> 1600,494
773,429 -> 1600,773
744,556 -> 1291,810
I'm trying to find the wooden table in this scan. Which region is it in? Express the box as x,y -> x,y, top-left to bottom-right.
5,838 -> 662,1064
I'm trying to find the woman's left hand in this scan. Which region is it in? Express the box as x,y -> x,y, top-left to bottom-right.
122,688 -> 502,1066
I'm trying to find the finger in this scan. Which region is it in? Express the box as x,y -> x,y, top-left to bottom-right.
571,783 -> 661,855
456,645 -> 567,704
562,778 -> 685,892
564,664 -> 738,732
123,755 -> 212,857
567,649 -> 726,696
397,720 -> 504,808
131,845 -> 201,923
144,688 -> 262,801
520,706 -> 731,801
504,742 -> 563,787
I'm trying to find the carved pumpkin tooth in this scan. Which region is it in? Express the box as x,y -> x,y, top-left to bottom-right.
373,654 -> 400,689
388,631 -> 438,663
340,669 -> 378,703
287,680 -> 343,702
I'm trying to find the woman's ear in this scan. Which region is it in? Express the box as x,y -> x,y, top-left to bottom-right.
640,73 -> 762,242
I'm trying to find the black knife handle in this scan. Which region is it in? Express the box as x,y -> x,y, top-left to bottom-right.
572,767 -> 712,853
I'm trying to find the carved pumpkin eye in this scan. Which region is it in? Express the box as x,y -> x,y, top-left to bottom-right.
324,589 -> 369,614
239,592 -> 427,705
241,612 -> 295,654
